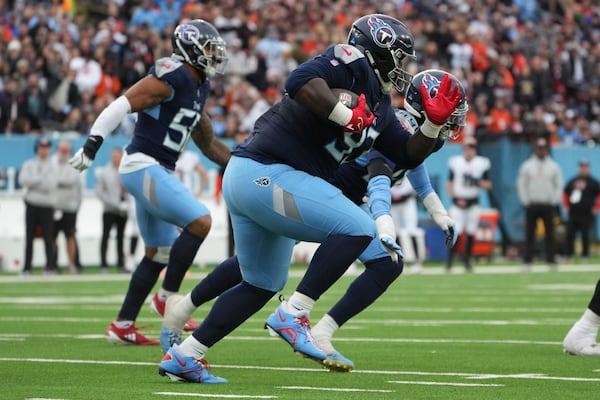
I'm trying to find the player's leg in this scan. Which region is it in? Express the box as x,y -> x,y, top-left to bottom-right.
160,209 -> 292,382
160,157 -> 374,379
99,212 -> 112,270
523,205 -> 538,268
115,214 -> 127,271
447,206 -> 465,271
105,168 -> 179,345
312,229 -> 402,371
136,166 -> 212,307
226,162 -> 375,362
120,166 -> 208,330
541,205 -> 556,267
160,255 -> 243,353
579,216 -> 591,262
463,206 -> 480,272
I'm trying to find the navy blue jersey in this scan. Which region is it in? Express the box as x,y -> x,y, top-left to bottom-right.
126,57 -> 210,171
233,44 -> 415,179
332,138 -> 444,205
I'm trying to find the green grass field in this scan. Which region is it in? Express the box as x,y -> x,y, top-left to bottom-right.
1,264 -> 600,400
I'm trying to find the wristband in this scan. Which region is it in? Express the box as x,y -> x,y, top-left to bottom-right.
327,101 -> 352,126
82,135 -> 104,160
420,118 -> 442,139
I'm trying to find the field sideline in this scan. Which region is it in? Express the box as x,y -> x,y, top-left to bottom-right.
1,263 -> 600,400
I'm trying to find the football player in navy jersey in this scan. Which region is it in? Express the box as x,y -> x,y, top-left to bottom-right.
69,20 -> 231,350
159,70 -> 468,374
157,14 -> 462,383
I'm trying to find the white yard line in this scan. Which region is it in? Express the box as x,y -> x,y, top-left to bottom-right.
276,386 -> 393,393
1,357 -> 598,383
388,380 -> 503,387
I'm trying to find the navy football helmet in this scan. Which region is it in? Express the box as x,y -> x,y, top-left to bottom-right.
404,69 -> 469,140
172,19 -> 228,79
347,14 -> 416,95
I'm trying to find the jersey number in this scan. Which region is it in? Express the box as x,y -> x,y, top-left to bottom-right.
325,126 -> 380,163
162,108 -> 201,152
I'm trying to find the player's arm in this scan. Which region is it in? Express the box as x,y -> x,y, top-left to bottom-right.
291,77 -> 374,133
364,156 -> 402,260
191,110 -> 231,169
69,76 -> 172,172
408,165 -> 457,248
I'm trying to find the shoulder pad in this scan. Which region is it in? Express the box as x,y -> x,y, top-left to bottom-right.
333,44 -> 365,65
154,57 -> 184,78
394,109 -> 419,134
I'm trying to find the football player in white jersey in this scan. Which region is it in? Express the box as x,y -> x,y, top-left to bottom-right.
446,136 -> 492,271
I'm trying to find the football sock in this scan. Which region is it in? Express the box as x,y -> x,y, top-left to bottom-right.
178,338 -> 208,360
113,320 -> 133,329
192,281 -> 274,347
573,309 -> 600,337
162,229 -> 203,292
179,293 -> 197,317
312,314 -> 338,353
328,257 -> 402,326
285,292 -> 315,316
190,256 -> 242,307
117,256 -> 165,321
587,280 -> 600,315
296,234 -> 371,300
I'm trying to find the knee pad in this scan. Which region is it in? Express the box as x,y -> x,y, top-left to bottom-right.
151,246 -> 171,264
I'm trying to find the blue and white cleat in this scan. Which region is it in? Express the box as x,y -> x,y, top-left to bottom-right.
264,302 -> 327,362
158,344 -> 227,384
160,327 -> 182,355
322,351 -> 355,372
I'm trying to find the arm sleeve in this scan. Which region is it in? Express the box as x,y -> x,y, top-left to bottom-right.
406,164 -> 434,200
367,175 -> 392,219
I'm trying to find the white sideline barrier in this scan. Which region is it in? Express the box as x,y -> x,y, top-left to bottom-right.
0,192 -> 230,271
0,192 -> 322,272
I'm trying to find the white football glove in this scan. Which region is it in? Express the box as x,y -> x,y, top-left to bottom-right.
423,192 -> 457,249
375,214 -> 403,262
69,135 -> 104,172
431,213 -> 458,248
69,148 -> 93,172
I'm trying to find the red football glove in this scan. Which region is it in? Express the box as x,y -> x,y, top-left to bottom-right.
329,93 -> 375,133
420,74 -> 461,126
343,94 -> 374,132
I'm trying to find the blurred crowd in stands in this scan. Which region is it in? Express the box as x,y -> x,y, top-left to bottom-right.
0,0 -> 599,146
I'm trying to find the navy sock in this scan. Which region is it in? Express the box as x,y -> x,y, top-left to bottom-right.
162,229 -> 203,292
118,256 -> 165,321
296,234 -> 371,300
328,256 -> 402,327
192,281 -> 274,347
190,256 -> 242,306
